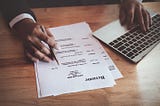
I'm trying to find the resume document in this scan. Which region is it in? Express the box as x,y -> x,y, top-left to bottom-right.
34,22 -> 123,98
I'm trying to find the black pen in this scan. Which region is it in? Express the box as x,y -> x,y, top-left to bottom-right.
40,25 -> 59,65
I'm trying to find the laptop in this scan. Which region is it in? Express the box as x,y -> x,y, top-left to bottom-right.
93,10 -> 160,63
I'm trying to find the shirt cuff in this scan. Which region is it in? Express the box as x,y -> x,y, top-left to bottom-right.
9,13 -> 36,28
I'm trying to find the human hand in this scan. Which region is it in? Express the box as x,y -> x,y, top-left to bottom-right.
13,18 -> 56,62
119,0 -> 151,32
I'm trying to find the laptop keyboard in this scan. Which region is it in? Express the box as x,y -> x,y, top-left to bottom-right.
108,14 -> 160,61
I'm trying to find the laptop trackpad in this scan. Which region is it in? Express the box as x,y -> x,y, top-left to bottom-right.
93,20 -> 128,44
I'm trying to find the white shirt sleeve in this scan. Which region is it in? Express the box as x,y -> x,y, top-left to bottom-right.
9,13 -> 36,28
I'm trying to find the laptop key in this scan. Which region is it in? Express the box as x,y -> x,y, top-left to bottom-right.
113,42 -> 123,48
109,42 -> 114,46
127,52 -> 134,57
131,56 -> 135,59
124,43 -> 130,47
133,43 -> 138,46
130,45 -> 135,49
118,46 -> 125,51
147,40 -> 152,43
132,38 -> 137,42
139,34 -> 144,37
113,40 -> 118,43
126,37 -> 131,40
132,49 -> 138,53
141,38 -> 146,42
126,48 -> 131,51
136,47 -> 141,51
140,44 -> 145,48
122,50 -> 128,54
117,38 -> 122,41
122,39 -> 127,43
137,40 -> 142,44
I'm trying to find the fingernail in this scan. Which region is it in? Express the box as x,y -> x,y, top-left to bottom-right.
120,21 -> 124,26
46,57 -> 52,63
54,43 -> 60,50
42,48 -> 50,55
36,59 -> 39,62
47,38 -> 55,47
143,29 -> 146,33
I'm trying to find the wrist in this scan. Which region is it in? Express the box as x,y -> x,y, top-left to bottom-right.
13,18 -> 37,37
9,13 -> 36,28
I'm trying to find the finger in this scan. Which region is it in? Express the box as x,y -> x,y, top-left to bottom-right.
46,28 -> 54,37
32,26 -> 56,48
119,5 -> 126,26
142,9 -> 150,31
146,11 -> 152,26
31,45 -> 52,62
26,52 -> 39,62
45,28 -> 60,50
27,35 -> 51,55
126,5 -> 135,28
136,5 -> 146,32
45,28 -> 57,48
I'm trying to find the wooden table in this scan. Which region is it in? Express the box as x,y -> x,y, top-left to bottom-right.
0,2 -> 160,106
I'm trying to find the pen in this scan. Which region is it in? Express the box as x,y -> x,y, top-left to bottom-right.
40,25 -> 59,65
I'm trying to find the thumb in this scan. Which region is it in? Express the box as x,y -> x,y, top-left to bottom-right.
32,25 -> 56,48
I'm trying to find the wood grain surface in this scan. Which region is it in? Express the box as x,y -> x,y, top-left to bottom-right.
0,2 -> 160,106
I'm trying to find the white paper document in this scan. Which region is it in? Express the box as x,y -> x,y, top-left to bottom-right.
34,22 -> 123,98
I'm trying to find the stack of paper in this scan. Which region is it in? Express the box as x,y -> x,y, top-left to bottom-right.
34,22 -> 123,98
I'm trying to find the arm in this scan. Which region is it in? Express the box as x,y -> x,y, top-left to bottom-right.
0,0 -> 56,62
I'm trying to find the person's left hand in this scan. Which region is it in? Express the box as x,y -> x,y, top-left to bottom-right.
13,19 -> 56,62
119,0 -> 152,32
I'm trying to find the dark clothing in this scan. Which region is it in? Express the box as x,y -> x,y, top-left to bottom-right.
0,0 -> 36,23
0,0 -> 120,24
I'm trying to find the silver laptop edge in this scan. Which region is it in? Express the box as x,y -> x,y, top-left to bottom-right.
93,9 -> 158,63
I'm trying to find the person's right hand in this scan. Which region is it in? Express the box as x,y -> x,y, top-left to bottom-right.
13,18 -> 56,62
119,0 -> 152,32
